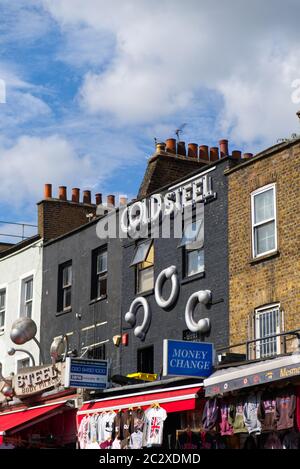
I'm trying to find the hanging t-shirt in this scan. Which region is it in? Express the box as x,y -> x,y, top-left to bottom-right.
129,430 -> 144,449
78,415 -> 90,449
89,414 -> 99,443
143,406 -> 167,447
202,398 -> 220,432
99,411 -> 116,442
243,392 -> 262,435
132,408 -> 145,432
229,399 -> 247,434
275,388 -> 296,431
219,400 -> 234,436
257,392 -> 277,432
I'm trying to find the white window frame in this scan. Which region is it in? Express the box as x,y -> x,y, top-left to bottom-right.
19,273 -> 34,319
255,303 -> 282,359
251,183 -> 277,258
0,286 -> 7,334
62,263 -> 72,311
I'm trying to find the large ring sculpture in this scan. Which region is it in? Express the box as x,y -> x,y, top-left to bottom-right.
154,265 -> 179,309
125,297 -> 151,341
185,290 -> 212,333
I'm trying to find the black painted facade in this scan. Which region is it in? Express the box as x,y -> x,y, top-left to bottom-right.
40,157 -> 233,378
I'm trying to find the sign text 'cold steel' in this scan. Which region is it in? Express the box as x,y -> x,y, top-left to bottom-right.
163,339 -> 214,378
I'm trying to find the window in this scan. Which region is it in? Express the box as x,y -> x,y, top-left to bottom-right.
58,261 -> 72,312
254,304 -> 282,358
91,248 -> 107,300
17,358 -> 30,371
87,344 -> 106,360
131,240 -> 154,294
180,219 -> 204,277
0,289 -> 6,333
137,346 -> 154,374
20,277 -> 33,318
251,184 -> 277,258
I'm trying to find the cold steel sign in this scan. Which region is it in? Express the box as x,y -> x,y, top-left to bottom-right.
163,339 -> 214,378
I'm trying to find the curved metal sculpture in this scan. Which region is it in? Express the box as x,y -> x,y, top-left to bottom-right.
185,290 -> 212,333
125,297 -> 151,341
154,265 -> 179,309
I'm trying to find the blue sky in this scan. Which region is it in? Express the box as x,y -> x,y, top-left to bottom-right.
1,0 -> 300,241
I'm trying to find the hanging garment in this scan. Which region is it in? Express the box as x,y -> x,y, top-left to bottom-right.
113,411 -> 124,440
219,400 -> 234,436
243,392 -> 262,435
275,387 -> 296,431
99,411 -> 116,443
129,430 -> 144,449
123,409 -> 134,439
143,406 -> 167,447
295,386 -> 300,432
100,439 -> 113,449
202,398 -> 220,432
111,438 -> 121,450
177,431 -> 201,449
282,430 -> 300,449
228,399 -> 247,434
132,408 -> 145,432
77,415 -> 90,449
257,391 -> 277,432
264,432 -> 282,449
88,414 -> 99,443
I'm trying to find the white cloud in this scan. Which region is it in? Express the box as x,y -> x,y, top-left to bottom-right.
0,135 -> 97,207
41,0 -> 300,146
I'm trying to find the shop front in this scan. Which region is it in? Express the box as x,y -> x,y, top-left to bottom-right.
77,378 -> 206,450
202,354 -> 300,449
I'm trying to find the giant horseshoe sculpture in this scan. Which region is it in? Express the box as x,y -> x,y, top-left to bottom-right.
185,290 -> 212,333
155,265 -> 179,309
125,297 -> 151,341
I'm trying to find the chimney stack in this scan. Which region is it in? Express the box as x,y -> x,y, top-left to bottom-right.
83,190 -> 91,204
95,193 -> 102,205
44,184 -> 52,199
177,141 -> 186,156
165,138 -> 176,154
107,195 -> 115,207
188,143 -> 198,159
231,150 -> 242,160
199,145 -> 209,161
59,186 -> 67,201
72,188 -> 80,203
210,147 -> 219,161
219,139 -> 229,158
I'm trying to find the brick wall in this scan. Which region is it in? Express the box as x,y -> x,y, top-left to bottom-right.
138,152 -> 207,198
227,142 -> 300,354
37,199 -> 97,241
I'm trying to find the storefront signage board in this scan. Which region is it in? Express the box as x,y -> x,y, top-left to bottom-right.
205,361 -> 300,396
13,363 -> 64,397
64,357 -> 108,390
163,339 -> 214,378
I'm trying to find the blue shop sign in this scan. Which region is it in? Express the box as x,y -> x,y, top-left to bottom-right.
163,339 -> 214,378
65,357 -> 109,389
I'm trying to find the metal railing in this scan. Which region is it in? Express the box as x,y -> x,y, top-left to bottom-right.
0,220 -> 38,241
216,328 -> 300,362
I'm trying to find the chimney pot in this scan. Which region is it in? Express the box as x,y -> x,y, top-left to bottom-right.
107,195 -> 115,207
165,138 -> 176,154
95,193 -> 102,205
219,139 -> 229,158
155,142 -> 166,153
231,150 -> 242,160
188,143 -> 198,159
83,190 -> 91,204
210,147 -> 219,161
199,145 -> 209,161
44,184 -> 52,199
119,196 -> 128,206
177,141 -> 186,156
242,153 -> 253,159
72,188 -> 80,203
58,186 -> 67,201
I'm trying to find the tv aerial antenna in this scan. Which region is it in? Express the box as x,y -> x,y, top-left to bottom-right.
175,123 -> 187,141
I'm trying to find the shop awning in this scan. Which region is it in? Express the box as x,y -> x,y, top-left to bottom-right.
204,354 -> 300,397
0,401 -> 71,444
78,383 -> 203,419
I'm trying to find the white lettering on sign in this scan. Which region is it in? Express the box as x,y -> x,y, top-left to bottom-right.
170,347 -> 210,370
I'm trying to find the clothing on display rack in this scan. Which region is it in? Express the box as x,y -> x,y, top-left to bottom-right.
228,399 -> 247,434
202,398 -> 220,432
257,391 -> 277,432
143,404 -> 167,447
243,392 -> 262,435
275,387 -> 296,431
219,400 -> 234,436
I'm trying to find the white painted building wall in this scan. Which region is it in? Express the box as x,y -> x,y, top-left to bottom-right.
0,238 -> 43,376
